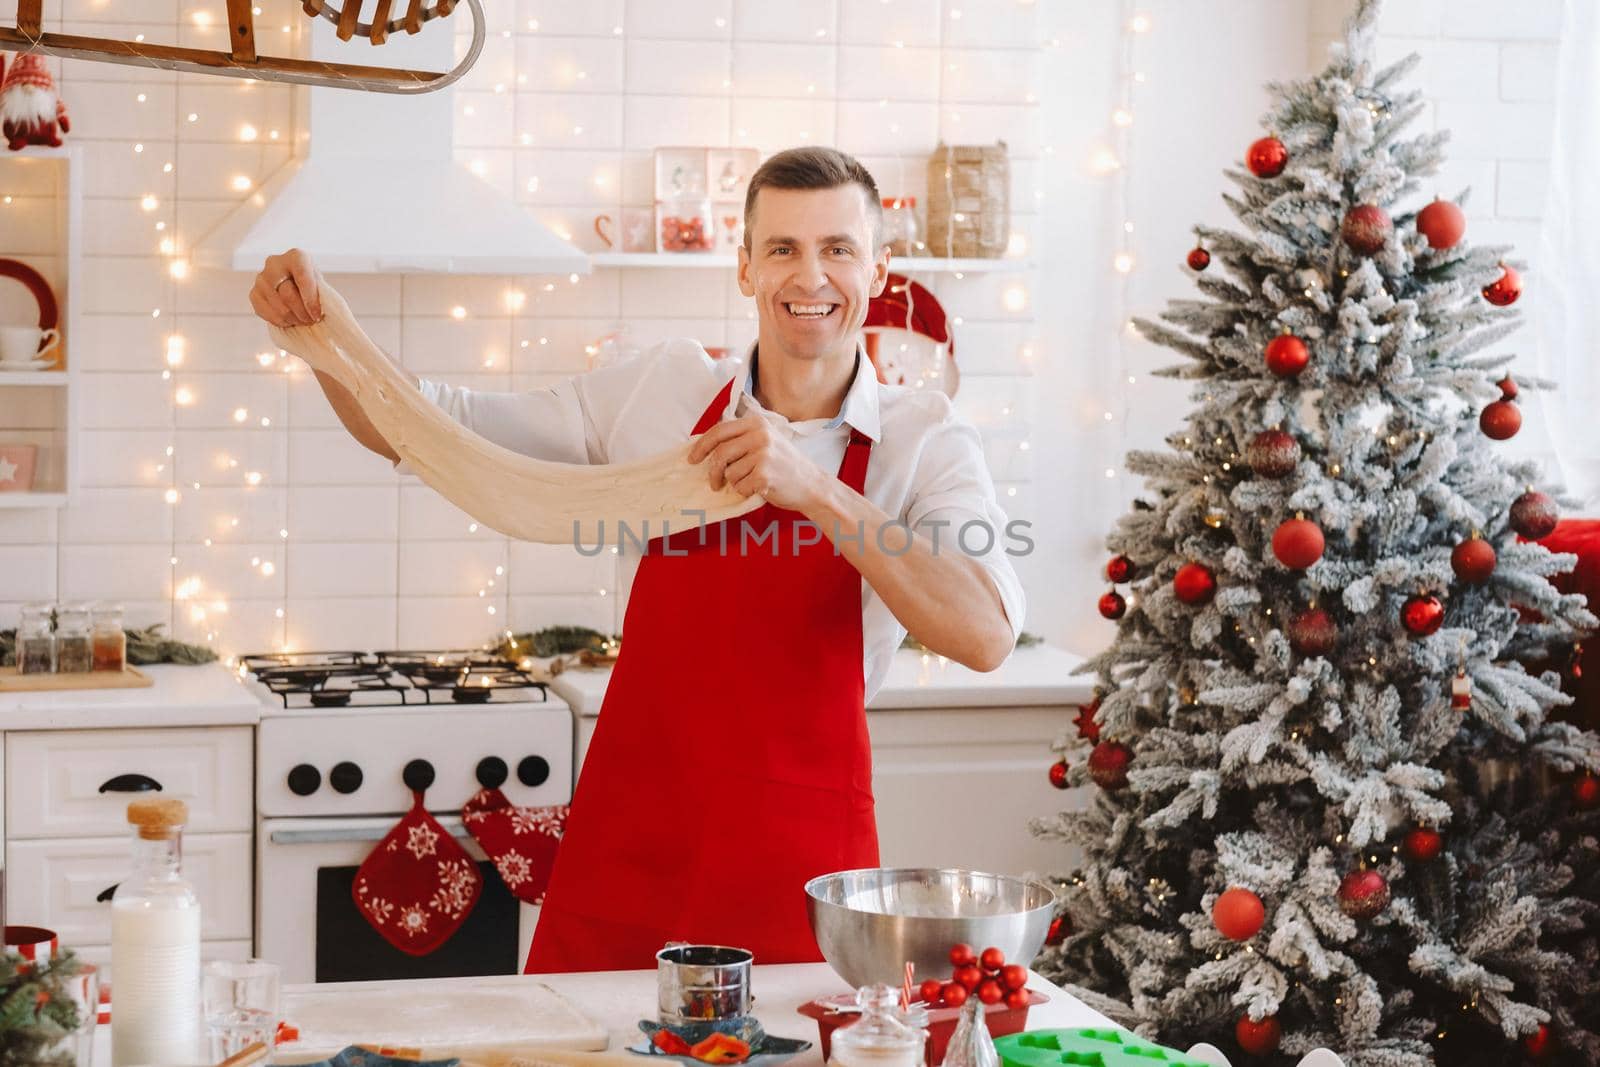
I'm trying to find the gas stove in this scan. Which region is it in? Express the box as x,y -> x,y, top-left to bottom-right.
239,649 -> 551,710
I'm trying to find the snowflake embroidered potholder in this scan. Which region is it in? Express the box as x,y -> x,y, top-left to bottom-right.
461,787 -> 567,905
352,789 -> 483,956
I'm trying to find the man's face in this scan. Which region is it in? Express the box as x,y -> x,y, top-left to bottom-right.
737,184 -> 889,362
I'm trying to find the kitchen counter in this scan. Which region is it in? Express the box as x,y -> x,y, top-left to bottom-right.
549,643 -> 1093,717
0,662 -> 261,730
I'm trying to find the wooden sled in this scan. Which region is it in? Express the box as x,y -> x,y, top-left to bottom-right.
0,0 -> 484,94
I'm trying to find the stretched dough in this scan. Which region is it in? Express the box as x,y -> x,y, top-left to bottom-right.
267,285 -> 763,545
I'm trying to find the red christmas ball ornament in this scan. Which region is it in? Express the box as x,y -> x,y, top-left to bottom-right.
1087,741 -> 1132,791
1480,398 -> 1522,440
1483,263 -> 1522,306
1048,760 -> 1070,790
1045,914 -> 1070,946
1574,774 -> 1599,810
1337,868 -> 1390,920
1497,374 -> 1518,399
1212,887 -> 1265,941
1264,333 -> 1310,377
1245,136 -> 1287,178
940,982 -> 968,1008
1105,554 -> 1134,583
1246,429 -> 1300,479
1510,491 -> 1559,540
1402,592 -> 1445,637
999,964 -> 1028,992
1522,1024 -> 1553,1060
1451,536 -> 1496,584
1272,515 -> 1325,569
1287,607 -> 1338,657
1173,562 -> 1217,606
980,946 -> 1006,972
919,978 -> 944,1004
953,964 -> 982,991
949,943 -> 977,968
1416,199 -> 1466,250
1402,827 -> 1444,863
1003,988 -> 1031,1011
1235,1015 -> 1282,1057
1074,700 -> 1102,744
1186,246 -> 1211,271
1098,590 -> 1126,620
976,978 -> 1004,1005
1341,204 -> 1393,256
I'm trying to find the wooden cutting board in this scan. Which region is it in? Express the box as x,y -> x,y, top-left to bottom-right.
0,666 -> 153,691
275,979 -> 610,1063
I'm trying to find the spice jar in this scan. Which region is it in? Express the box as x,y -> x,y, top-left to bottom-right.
92,602 -> 127,672
17,602 -> 55,675
882,197 -> 922,258
831,984 -> 926,1067
55,602 -> 93,674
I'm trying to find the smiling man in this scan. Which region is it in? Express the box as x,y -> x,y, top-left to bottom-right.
249,146 -> 1024,972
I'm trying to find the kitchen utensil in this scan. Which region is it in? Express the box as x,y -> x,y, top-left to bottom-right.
203,959 -> 281,1062
798,990 -> 1045,1067
803,869 -> 1056,990
993,1028 -> 1213,1067
0,324 -> 59,363
656,944 -> 753,1023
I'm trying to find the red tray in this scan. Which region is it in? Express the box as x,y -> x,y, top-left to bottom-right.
798,990 -> 1048,1067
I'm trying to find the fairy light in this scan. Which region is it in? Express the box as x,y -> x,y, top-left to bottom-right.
141,194 -> 158,212
239,124 -> 258,142
230,175 -> 252,192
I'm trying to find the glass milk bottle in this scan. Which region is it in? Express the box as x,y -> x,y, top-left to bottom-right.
112,797 -> 202,1067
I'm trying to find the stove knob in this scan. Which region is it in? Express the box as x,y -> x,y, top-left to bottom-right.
329,761 -> 364,794
476,757 -> 508,789
517,755 -> 550,788
287,764 -> 321,796
403,759 -> 435,792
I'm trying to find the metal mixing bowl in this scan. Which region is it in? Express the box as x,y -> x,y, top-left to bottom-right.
804,868 -> 1059,989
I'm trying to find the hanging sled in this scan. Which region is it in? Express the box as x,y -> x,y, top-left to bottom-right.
0,0 -> 485,94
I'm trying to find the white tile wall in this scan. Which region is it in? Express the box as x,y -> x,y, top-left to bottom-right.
2,0 -> 1043,658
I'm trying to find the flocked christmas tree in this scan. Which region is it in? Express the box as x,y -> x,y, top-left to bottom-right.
1032,3 -> 1600,1065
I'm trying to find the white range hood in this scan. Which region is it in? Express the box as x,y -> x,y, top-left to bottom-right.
194,14 -> 588,275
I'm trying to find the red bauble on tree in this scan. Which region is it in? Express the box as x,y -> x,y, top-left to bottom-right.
1245,136 -> 1287,178
1098,590 -> 1126,620
1483,264 -> 1523,306
1186,246 -> 1211,271
1048,760 -> 1070,790
1246,429 -> 1300,479
1235,1015 -> 1281,1057
1074,700 -> 1102,743
1403,827 -> 1444,863
1416,199 -> 1465,250
1341,204 -> 1393,256
1105,554 -> 1134,583
1575,774 -> 1599,810
1272,515 -> 1325,569
1087,741 -> 1132,791
1264,333 -> 1310,377
1173,562 -> 1216,606
1288,607 -> 1338,656
1510,491 -> 1558,539
1522,1024 -> 1554,1061
1451,535 -> 1497,584
1497,374 -> 1518,399
1045,914 -> 1070,946
1402,592 -> 1445,637
1338,868 -> 1390,919
1480,398 -> 1521,440
1212,887 -> 1265,941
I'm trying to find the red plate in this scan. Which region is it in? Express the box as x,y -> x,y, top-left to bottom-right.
798,989 -> 1047,1066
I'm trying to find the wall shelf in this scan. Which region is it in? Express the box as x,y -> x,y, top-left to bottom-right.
0,493 -> 67,509
0,372 -> 67,387
589,252 -> 1032,273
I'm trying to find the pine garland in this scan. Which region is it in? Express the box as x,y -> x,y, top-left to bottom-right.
0,952 -> 87,1067
0,624 -> 217,668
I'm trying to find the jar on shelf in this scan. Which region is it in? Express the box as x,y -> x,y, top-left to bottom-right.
17,602 -> 55,675
656,199 -> 715,253
92,602 -> 127,672
882,197 -> 922,258
55,602 -> 93,674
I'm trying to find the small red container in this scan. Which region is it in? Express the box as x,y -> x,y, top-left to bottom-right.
798,990 -> 1047,1067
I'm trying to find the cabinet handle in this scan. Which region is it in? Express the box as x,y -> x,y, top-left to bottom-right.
98,773 -> 163,794
96,883 -> 119,903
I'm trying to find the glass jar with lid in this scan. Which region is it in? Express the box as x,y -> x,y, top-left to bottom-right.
17,602 -> 55,675
55,602 -> 93,673
830,984 -> 926,1067
882,197 -> 922,258
92,602 -> 127,672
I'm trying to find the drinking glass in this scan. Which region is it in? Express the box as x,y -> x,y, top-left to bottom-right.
202,959 -> 280,1061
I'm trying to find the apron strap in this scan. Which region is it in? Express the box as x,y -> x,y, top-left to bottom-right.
691,379 -> 738,436
838,429 -> 872,494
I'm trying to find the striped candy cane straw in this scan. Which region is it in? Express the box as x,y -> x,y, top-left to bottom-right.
902,961 -> 914,1011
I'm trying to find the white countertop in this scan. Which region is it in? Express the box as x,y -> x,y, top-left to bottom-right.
0,662 -> 262,730
549,643 -> 1094,717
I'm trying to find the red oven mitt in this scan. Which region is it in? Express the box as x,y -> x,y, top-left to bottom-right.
461,787 -> 568,905
353,789 -> 483,956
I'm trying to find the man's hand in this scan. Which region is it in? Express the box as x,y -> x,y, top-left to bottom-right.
687,415 -> 828,512
249,248 -> 323,328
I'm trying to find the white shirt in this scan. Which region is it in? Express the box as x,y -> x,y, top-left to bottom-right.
415,339 -> 1025,701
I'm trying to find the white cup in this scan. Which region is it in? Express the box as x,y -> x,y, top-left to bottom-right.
0,325 -> 60,364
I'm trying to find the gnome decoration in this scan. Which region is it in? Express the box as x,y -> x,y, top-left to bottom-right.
862,273 -> 959,397
2,54 -> 71,151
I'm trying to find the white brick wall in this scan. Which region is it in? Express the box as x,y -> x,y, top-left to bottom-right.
0,0 -> 1044,657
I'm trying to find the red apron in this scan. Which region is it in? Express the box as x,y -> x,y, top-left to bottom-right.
525,378 -> 879,972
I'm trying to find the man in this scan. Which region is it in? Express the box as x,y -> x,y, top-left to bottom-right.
250,146 -> 1024,972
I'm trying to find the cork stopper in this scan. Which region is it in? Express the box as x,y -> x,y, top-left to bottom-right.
127,796 -> 188,839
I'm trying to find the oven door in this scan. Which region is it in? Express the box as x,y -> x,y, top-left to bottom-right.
258,815 -> 538,985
